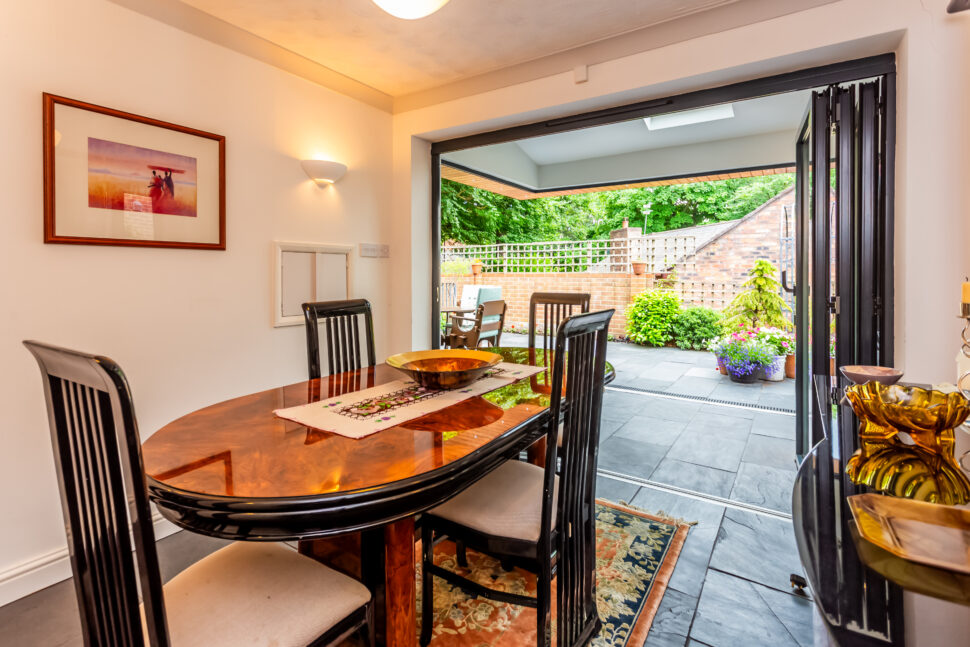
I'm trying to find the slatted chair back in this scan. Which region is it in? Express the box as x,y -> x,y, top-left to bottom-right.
440,281 -> 459,309
475,299 -> 506,347
24,341 -> 169,647
302,299 -> 376,379
540,309 -> 614,647
528,292 -> 591,359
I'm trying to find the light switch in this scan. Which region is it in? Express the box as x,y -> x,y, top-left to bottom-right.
359,243 -> 389,258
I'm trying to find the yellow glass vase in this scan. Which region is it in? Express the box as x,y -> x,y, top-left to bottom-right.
844,383 -> 970,505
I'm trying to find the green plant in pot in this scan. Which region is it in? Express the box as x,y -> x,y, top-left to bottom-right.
723,260 -> 792,330
755,327 -> 793,381
721,333 -> 774,383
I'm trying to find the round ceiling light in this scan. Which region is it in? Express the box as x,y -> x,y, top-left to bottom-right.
372,0 -> 451,19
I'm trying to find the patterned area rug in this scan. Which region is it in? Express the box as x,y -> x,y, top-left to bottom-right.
418,500 -> 690,647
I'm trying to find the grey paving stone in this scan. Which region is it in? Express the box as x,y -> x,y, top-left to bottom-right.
639,361 -> 692,381
758,392 -> 797,411
595,475 -> 640,504
690,570 -> 812,647
666,430 -> 746,472
684,366 -> 722,379
665,377 -> 718,397
616,377 -> 678,392
598,436 -> 669,479
645,588 -> 696,647
699,403 -> 757,420
730,462 -> 796,513
614,415 -> 689,447
709,382 -> 763,404
636,396 -> 702,422
750,412 -> 796,439
709,508 -> 805,594
684,412 -> 753,441
649,459 -> 736,499
742,434 -> 797,471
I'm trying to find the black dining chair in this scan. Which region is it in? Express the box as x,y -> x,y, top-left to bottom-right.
419,309 -> 614,647
23,340 -> 375,647
529,292 -> 591,357
302,299 -> 376,380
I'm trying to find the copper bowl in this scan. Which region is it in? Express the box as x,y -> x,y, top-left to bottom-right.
386,349 -> 502,390
840,365 -> 904,385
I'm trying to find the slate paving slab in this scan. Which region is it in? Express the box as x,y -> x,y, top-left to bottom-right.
750,412 -> 796,439
666,430 -> 746,472
614,415 -> 689,447
730,462 -> 796,513
645,588 -> 697,647
742,434 -> 798,471
708,508 -> 806,593
649,459 -> 736,499
598,436 -> 668,478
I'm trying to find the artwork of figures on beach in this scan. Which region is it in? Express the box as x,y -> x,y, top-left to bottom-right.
87,137 -> 198,217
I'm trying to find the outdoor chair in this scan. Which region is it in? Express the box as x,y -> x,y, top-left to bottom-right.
420,309 -> 614,647
302,299 -> 376,379
445,300 -> 506,348
23,340 -> 375,647
529,292 -> 591,358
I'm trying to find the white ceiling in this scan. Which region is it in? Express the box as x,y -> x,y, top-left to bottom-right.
514,90 -> 812,166
178,0 -> 744,96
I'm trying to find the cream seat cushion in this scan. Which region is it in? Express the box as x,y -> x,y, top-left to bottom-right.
430,459 -> 557,543
144,541 -> 370,647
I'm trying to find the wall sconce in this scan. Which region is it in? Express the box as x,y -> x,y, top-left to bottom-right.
301,160 -> 347,187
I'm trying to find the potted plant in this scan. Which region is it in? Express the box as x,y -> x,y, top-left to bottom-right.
722,260 -> 792,331
631,259 -> 647,275
756,327 -> 793,382
721,334 -> 774,384
470,258 -> 483,275
707,335 -> 729,375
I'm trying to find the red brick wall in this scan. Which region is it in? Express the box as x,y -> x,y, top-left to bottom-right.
675,188 -> 793,286
441,273 -> 655,337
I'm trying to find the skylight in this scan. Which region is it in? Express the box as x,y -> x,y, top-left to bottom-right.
644,104 -> 735,131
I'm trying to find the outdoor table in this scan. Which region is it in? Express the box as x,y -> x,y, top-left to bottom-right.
142,347 -> 614,647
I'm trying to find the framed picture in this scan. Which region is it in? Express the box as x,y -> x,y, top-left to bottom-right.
43,93 -> 225,249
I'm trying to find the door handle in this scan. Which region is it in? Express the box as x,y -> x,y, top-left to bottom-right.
781,270 -> 796,294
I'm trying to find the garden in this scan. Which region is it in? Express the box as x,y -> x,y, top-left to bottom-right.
625,260 -> 796,384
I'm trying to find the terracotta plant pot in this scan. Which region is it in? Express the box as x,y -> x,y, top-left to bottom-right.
785,354 -> 796,379
471,262 -> 483,275
631,261 -> 647,276
830,357 -> 836,375
716,356 -> 728,375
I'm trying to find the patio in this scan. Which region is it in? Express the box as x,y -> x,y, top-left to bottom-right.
503,332 -> 797,514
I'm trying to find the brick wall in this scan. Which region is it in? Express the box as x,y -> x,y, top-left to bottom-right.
676,188 -> 793,286
441,272 -> 656,337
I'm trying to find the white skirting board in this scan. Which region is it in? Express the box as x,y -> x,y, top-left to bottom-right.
0,514 -> 180,608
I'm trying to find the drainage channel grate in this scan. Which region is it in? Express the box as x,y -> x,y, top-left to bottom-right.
607,383 -> 796,415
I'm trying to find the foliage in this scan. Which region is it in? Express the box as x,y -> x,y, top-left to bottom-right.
755,327 -> 793,356
720,332 -> 775,378
670,307 -> 722,350
626,291 -> 682,346
722,260 -> 792,330
440,258 -> 471,275
440,174 -> 795,244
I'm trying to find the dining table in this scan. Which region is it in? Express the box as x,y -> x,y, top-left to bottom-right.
143,347 -> 614,647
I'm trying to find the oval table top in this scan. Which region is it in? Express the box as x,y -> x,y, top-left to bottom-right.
143,347 -> 613,540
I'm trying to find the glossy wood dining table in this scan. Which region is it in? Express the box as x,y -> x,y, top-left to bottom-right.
143,347 -> 613,647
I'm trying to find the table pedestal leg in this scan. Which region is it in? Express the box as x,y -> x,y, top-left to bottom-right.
527,436 -> 547,466
384,517 -> 416,647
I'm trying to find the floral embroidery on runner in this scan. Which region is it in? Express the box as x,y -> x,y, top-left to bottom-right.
332,367 -> 514,421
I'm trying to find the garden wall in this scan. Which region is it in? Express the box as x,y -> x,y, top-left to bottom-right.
441,273 -> 656,337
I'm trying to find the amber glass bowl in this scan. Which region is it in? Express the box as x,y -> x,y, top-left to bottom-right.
386,349 -> 502,390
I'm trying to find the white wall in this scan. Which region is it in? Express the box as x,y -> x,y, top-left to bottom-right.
538,131 -> 796,187
0,0 -> 392,604
391,0 -> 970,390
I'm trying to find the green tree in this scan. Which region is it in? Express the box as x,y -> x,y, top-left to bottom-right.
722,260 -> 792,330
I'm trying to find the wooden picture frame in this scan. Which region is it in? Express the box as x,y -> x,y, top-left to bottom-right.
43,93 -> 226,249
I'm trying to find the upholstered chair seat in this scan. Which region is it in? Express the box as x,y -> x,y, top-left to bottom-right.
145,542 -> 371,647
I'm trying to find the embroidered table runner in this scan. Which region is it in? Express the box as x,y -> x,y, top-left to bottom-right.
273,362 -> 546,439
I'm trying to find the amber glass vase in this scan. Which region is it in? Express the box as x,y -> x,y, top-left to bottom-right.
844,383 -> 970,505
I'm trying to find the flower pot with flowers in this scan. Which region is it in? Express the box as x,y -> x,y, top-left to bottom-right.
707,335 -> 729,375
756,327 -> 793,381
470,258 -> 484,275
721,334 -> 775,384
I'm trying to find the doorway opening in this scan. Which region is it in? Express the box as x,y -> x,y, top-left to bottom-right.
430,54 -> 896,645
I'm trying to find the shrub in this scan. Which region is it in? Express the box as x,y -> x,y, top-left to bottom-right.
670,307 -> 723,350
723,259 -> 792,330
441,259 -> 472,275
626,290 -> 681,346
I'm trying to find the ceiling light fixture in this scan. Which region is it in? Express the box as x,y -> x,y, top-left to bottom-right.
372,0 -> 451,19
645,104 -> 735,131
301,160 -> 347,187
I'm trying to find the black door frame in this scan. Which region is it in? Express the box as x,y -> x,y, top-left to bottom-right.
428,53 -> 895,349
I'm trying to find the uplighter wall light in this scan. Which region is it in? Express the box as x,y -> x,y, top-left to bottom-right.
301,160 -> 347,187
372,0 -> 450,20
